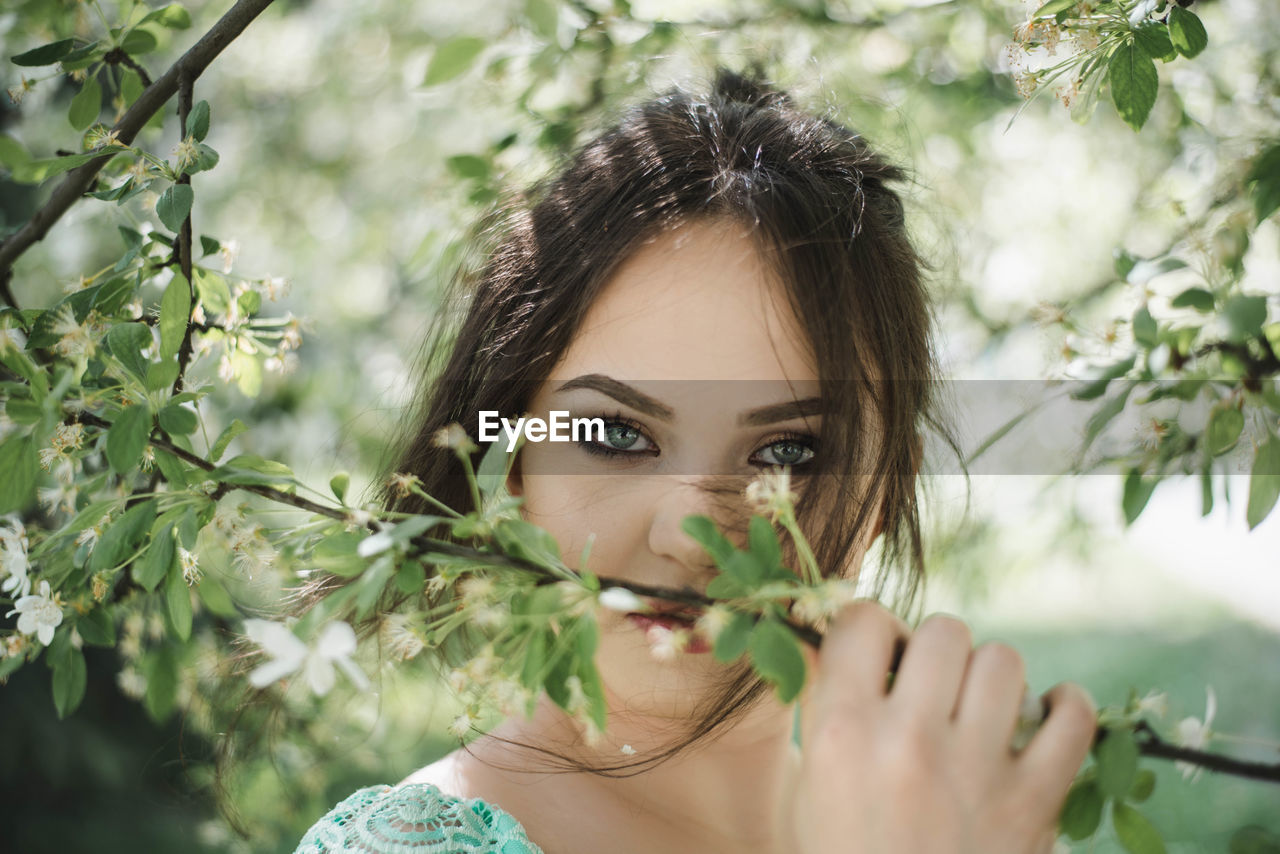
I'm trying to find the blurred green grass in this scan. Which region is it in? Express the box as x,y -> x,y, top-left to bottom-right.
974,618 -> 1280,853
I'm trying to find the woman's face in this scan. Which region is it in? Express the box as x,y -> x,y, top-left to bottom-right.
508,217 -> 857,730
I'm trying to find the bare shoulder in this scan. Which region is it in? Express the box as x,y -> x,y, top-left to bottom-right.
398,750 -> 465,792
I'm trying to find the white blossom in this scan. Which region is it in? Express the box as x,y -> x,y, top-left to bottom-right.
379,613 -> 425,661
1174,686 -> 1216,782
244,619 -> 370,696
1136,689 -> 1169,720
645,624 -> 689,661
179,548 -> 202,586
744,465 -> 797,519
0,516 -> 32,598
598,587 -> 646,614
7,580 -> 63,646
448,711 -> 476,739
694,604 -> 732,642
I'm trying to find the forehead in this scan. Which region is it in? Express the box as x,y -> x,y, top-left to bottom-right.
547,218 -> 818,384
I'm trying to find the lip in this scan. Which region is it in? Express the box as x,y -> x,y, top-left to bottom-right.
626,611 -> 713,654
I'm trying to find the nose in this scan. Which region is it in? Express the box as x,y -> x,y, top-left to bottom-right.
646,477 -> 721,581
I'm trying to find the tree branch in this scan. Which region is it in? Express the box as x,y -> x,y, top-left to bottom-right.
65,408 -> 1280,785
0,0 -> 277,287
1132,720 -> 1280,784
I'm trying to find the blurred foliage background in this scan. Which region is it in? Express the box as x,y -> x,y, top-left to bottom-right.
1,0 -> 1277,851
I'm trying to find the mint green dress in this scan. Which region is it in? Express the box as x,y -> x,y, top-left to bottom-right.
295,782 -> 544,853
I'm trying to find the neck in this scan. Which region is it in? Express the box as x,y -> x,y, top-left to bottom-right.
463,693 -> 798,852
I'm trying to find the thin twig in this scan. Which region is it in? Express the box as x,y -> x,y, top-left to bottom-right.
0,0 -> 277,279
102,47 -> 154,88
172,71 -> 196,396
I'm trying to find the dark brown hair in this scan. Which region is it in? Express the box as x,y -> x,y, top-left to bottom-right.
381,65 -> 945,774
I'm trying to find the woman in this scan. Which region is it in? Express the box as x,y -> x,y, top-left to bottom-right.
294,67 -> 1097,854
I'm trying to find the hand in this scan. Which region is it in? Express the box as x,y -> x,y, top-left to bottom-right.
776,601 -> 1096,854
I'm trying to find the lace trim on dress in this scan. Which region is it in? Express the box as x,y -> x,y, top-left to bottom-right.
294,781 -> 545,854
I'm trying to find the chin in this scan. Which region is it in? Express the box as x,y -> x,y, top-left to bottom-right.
594,612 -> 731,721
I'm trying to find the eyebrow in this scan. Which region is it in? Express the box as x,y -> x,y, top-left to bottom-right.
553,374 -> 823,427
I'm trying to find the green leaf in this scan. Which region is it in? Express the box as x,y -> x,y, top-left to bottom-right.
157,403 -> 197,436
1109,38 -> 1159,131
51,646 -> 87,719
195,574 -> 237,618
0,134 -> 30,169
1247,436 -> 1280,530
446,154 -> 490,180
68,77 -> 102,131
1245,145 -> 1280,222
525,0 -> 559,40
395,560 -> 425,594
1170,287 -> 1214,312
11,39 -> 76,66
1059,778 -> 1104,840
423,36 -> 487,86
184,143 -> 219,175
1094,727 -> 1139,799
139,3 -> 192,30
1122,470 -> 1158,526
1168,6 -> 1208,58
748,619 -> 806,703
106,403 -> 152,474
1224,294 -> 1267,340
1129,768 -> 1156,803
144,645 -> 178,722
1206,406 -> 1245,456
164,558 -> 193,641
0,435 -> 39,514
520,629 -> 550,691
323,471 -> 347,503
212,454 -> 297,490
152,449 -> 188,488
747,515 -> 782,571
156,184 -> 193,232
210,418 -> 247,462
187,99 -> 210,141
1072,356 -> 1135,401
1133,22 -> 1176,62
193,267 -> 231,314
9,150 -> 117,185
1132,306 -> 1157,348
120,28 -> 157,55
681,515 -> 735,567
105,321 -> 152,380
1083,384 -> 1133,451
90,499 -> 157,573
76,607 -> 117,647
134,524 -> 174,592
1112,802 -> 1167,854
1031,0 -> 1076,17
713,611 -> 755,663
158,274 -> 191,360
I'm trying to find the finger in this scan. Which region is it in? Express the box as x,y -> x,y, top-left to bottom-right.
888,613 -> 972,725
1017,682 -> 1098,819
811,599 -> 910,718
953,641 -> 1027,754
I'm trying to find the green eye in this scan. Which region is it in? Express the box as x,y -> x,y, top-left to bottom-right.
604,423 -> 640,449
759,439 -> 814,466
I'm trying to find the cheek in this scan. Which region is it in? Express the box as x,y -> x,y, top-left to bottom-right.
517,472 -> 651,572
